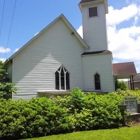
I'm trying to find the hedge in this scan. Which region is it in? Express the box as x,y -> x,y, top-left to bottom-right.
1,88 -> 139,139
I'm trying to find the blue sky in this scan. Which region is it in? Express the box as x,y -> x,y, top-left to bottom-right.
0,0 -> 140,73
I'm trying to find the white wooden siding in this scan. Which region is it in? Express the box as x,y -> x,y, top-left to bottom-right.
82,53 -> 115,92
82,3 -> 108,52
12,18 -> 85,100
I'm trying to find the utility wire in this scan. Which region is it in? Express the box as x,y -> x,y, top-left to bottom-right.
6,0 -> 17,47
0,0 -> 5,38
5,0 -> 17,58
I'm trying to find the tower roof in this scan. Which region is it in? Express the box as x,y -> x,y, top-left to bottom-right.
79,0 -> 108,14
79,0 -> 96,4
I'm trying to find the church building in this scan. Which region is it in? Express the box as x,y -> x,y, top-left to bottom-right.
6,0 -> 116,100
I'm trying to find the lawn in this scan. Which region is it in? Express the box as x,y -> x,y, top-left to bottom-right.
24,126 -> 140,140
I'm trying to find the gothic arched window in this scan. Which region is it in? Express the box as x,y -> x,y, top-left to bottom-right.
94,73 -> 101,90
55,66 -> 70,90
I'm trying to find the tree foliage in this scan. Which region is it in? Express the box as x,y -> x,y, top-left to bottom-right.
0,61 -> 17,99
116,80 -> 127,91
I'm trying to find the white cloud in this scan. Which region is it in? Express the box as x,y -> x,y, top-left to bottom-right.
108,26 -> 140,60
0,46 -> 11,53
106,4 -> 139,26
13,48 -> 19,53
135,61 -> 140,72
107,4 -> 140,71
107,4 -> 140,72
0,58 -> 6,62
133,16 -> 139,25
34,32 -> 39,36
77,26 -> 83,38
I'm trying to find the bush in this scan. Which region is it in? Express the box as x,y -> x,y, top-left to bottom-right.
53,88 -> 123,131
116,80 -> 127,91
115,89 -> 140,101
1,88 -> 140,139
0,98 -> 74,139
0,61 -> 17,99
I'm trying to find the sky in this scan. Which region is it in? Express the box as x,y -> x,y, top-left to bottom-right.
0,0 -> 140,73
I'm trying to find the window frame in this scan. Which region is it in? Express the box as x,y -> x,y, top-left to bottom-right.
89,6 -> 98,18
55,65 -> 70,90
94,73 -> 101,90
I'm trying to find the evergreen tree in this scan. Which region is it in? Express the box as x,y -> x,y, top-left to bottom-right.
0,61 -> 17,99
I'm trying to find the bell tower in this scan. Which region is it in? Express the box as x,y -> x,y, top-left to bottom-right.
79,0 -> 108,52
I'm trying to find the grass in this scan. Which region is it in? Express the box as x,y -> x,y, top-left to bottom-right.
24,126 -> 140,140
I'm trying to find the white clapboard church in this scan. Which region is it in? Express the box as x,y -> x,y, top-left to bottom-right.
6,0 -> 115,100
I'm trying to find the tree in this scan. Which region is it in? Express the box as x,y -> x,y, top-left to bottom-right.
0,61 -> 17,99
116,80 -> 127,91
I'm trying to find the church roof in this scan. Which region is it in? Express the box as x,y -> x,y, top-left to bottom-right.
82,50 -> 111,55
113,62 -> 137,76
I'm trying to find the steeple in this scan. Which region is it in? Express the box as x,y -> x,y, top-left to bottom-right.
79,0 -> 109,52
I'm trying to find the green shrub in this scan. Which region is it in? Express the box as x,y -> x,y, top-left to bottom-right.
116,80 -> 127,91
1,88 -> 140,139
0,61 -> 17,99
54,89 -> 123,131
115,89 -> 140,100
0,98 -> 74,139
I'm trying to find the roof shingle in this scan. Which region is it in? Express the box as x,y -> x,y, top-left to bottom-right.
113,62 -> 137,75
